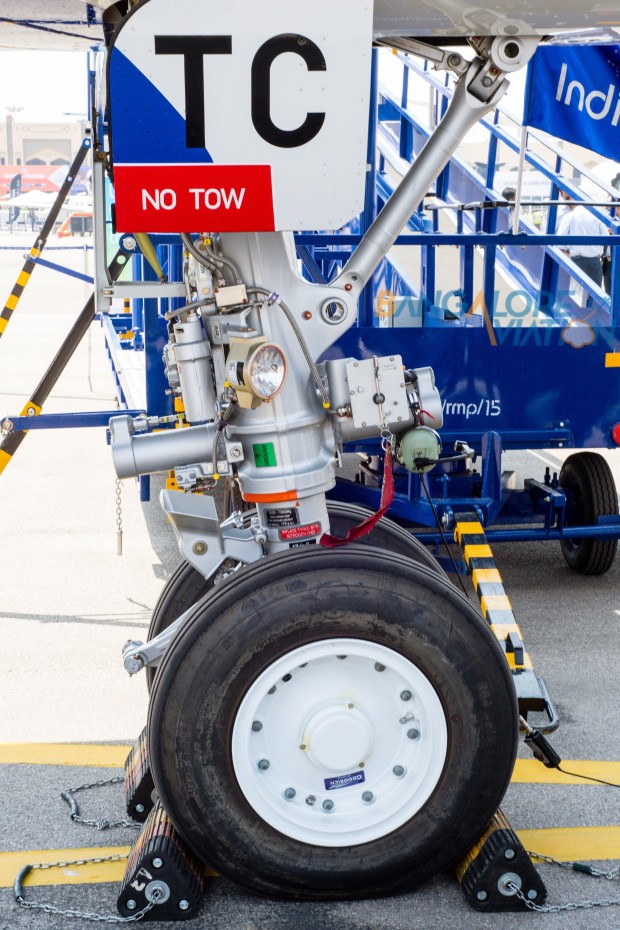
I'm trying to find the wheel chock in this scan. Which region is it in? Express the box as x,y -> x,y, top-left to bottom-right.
124,727 -> 155,823
455,809 -> 547,911
117,800 -> 206,920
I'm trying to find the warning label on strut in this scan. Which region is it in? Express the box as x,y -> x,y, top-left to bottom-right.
279,523 -> 321,541
266,508 -> 299,528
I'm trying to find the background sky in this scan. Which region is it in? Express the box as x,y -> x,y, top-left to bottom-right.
0,51 -> 88,122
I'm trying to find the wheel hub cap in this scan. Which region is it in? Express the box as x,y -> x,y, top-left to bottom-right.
303,705 -> 372,771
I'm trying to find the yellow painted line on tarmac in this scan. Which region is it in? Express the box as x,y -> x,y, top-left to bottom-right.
517,826 -> 620,862
0,847 -> 131,888
513,759 -> 620,784
3,748 -> 620,784
0,744 -> 130,767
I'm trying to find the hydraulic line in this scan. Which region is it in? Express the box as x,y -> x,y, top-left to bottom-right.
180,233 -> 241,286
211,400 -> 237,480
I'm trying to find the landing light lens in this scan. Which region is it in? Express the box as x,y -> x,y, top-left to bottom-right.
248,344 -> 287,400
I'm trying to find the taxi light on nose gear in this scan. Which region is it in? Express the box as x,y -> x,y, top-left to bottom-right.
226,338 -> 287,409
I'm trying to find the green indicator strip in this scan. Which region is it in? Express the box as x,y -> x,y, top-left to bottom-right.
252,442 -> 277,467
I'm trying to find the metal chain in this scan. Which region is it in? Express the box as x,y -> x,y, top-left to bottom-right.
15,858 -> 160,924
509,849 -> 620,913
509,881 -> 620,914
62,775 -> 141,831
115,478 -> 123,556
528,849 -> 620,881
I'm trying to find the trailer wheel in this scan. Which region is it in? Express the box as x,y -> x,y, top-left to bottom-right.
145,501 -> 445,688
148,546 -> 517,900
559,452 -> 618,575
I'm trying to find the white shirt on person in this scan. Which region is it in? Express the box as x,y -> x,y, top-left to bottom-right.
557,205 -> 607,258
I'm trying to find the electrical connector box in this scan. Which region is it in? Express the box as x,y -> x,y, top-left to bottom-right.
214,284 -> 248,309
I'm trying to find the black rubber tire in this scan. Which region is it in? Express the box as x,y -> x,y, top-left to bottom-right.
559,452 -> 618,575
148,546 -> 517,900
145,501 -> 446,688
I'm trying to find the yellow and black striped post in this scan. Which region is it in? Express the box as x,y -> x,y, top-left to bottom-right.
0,137 -> 91,340
0,248 -> 131,476
454,518 -> 529,674
453,513 -> 557,727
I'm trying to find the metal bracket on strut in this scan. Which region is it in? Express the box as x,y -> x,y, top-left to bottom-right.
375,36 -> 469,77
122,494 -> 266,675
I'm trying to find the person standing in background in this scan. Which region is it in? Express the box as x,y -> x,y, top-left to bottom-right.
557,192 -> 607,287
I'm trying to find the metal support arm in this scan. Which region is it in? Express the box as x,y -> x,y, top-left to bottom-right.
336,36 -> 540,295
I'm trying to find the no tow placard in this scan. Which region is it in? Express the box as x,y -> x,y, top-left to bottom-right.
108,0 -> 373,232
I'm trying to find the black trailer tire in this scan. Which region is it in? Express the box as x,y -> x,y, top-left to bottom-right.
145,501 -> 445,688
559,452 -> 618,575
148,546 -> 517,900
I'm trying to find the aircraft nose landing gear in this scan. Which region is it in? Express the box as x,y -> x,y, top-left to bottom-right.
148,546 -> 518,900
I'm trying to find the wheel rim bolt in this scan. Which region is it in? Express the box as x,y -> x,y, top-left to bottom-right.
268,685 -> 276,694
179,900 -> 190,911
257,759 -> 270,771
284,788 -> 296,800
126,900 -> 137,910
306,795 -> 316,806
362,791 -> 374,803
407,728 -> 420,740
374,662 -> 386,672
322,799 -> 334,812
152,858 -> 163,869
400,690 -> 412,701
393,765 -> 405,777
251,721 -> 262,732
337,655 -> 347,660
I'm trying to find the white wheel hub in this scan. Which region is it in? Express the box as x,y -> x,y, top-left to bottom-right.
304,705 -> 373,771
231,638 -> 448,847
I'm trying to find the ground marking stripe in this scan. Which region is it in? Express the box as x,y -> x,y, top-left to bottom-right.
512,759 -> 620,784
518,826 -> 620,862
0,847 -> 217,889
3,827 -> 620,889
3,746 -> 620,787
0,744 -> 131,767
0,847 -> 131,888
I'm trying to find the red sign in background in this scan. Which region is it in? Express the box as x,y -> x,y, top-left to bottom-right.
113,164 -> 275,232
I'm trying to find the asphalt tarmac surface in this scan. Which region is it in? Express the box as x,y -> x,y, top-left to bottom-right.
1,234 -> 620,930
